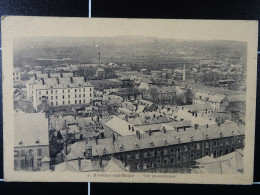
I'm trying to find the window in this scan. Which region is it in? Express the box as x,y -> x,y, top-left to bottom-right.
39,97 -> 41,101
37,159 -> 42,167
68,95 -> 70,98
196,152 -> 201,158
143,152 -> 147,158
213,150 -> 217,157
14,150 -> 19,157
79,88 -> 81,92
79,100 -> 81,104
79,94 -> 81,98
197,143 -> 201,149
163,158 -> 168,165
39,91 -> 41,95
83,94 -> 85,98
190,153 -> 194,160
219,149 -> 223,156
75,94 -> 77,98
75,89 -> 77,92
205,142 -> 209,148
55,90 -> 57,93
225,139 -> 229,145
156,159 -> 161,164
62,95 -> 64,99
171,147 -> 174,153
21,159 -> 25,169
150,161 -> 155,167
62,90 -> 64,93
68,89 -> 70,93
219,140 -> 223,146
83,99 -> 85,104
51,96 -> 53,100
46,91 -> 48,94
63,101 -> 65,105
183,154 -> 188,162
135,153 -> 140,159
136,163 -> 140,170
213,141 -> 217,147
177,156 -> 181,163
149,150 -> 154,156
51,90 -> 53,94
56,96 -> 58,100
177,147 -> 181,152
90,93 -> 92,97
56,101 -> 58,105
68,100 -> 70,105
184,145 -> 188,151
90,88 -> 92,91
37,149 -> 42,156
75,100 -> 77,104
143,162 -> 147,169
83,88 -> 85,92
170,157 -> 175,164
205,151 -> 209,156
21,150 -> 25,156
127,154 -> 131,160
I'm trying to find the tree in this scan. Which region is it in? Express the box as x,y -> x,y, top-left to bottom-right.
185,89 -> 194,104
77,66 -> 96,79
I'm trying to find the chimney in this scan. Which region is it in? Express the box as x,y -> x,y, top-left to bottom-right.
48,72 -> 50,78
41,78 -> 45,85
98,52 -> 101,67
99,155 -> 103,167
60,72 -> 63,78
78,157 -> 81,171
183,127 -> 186,131
56,77 -> 59,84
194,124 -> 198,130
148,129 -> 152,136
162,126 -> 166,133
95,136 -> 98,145
128,125 -> 131,130
34,73 -> 37,80
132,126 -> 135,132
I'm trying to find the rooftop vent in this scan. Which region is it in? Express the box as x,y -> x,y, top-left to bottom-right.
219,131 -> 223,138
149,141 -> 154,147
119,144 -> 124,151
134,142 -> 139,148
162,139 -> 168,145
35,139 -> 40,144
102,147 -> 107,154
19,140 -> 23,145
177,137 -> 181,143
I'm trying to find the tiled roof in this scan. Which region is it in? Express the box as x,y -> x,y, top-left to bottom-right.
227,95 -> 246,102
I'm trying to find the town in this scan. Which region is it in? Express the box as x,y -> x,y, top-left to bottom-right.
13,37 -> 246,174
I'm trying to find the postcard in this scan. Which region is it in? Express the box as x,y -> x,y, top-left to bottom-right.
1,16 -> 258,184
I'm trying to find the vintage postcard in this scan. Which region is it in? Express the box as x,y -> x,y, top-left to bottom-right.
1,17 -> 258,184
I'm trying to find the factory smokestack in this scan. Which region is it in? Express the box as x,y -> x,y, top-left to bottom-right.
98,52 -> 100,67
183,65 -> 186,81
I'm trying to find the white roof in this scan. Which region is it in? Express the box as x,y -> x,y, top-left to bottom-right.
14,113 -> 49,147
105,116 -> 144,136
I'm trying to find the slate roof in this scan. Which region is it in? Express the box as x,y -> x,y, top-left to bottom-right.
66,121 -> 244,160
14,113 -> 49,147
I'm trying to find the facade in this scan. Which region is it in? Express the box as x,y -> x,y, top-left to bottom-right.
68,121 -> 244,173
14,113 -> 50,171
26,76 -> 94,110
149,86 -> 176,105
193,91 -> 225,110
13,68 -> 21,81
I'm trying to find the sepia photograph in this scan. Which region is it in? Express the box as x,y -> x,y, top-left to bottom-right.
2,17 -> 258,184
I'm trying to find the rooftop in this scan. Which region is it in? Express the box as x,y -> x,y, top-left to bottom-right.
14,113 -> 49,147
67,121 -> 244,160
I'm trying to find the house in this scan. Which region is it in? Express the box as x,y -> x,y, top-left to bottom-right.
13,68 -> 21,81
193,91 -> 225,110
96,68 -> 106,77
14,113 -> 50,171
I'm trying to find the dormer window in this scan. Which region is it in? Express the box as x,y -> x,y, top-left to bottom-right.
19,140 -> 23,145
36,139 -> 40,144
134,142 -> 139,148
102,147 -> 107,154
